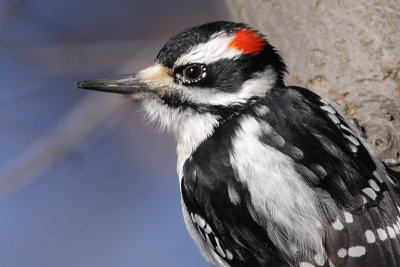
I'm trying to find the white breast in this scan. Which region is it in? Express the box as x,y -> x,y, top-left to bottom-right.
229,115 -> 326,261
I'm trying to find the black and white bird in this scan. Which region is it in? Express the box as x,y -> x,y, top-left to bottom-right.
76,21 -> 400,267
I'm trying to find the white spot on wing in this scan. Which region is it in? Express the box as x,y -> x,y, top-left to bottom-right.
204,224 -> 212,234
348,144 -> 358,153
340,124 -> 352,133
345,134 -> 360,146
348,246 -> 366,257
343,211 -> 353,223
195,214 -> 206,228
319,98 -> 329,105
332,217 -> 344,230
182,204 -> 220,265
215,237 -> 226,258
337,248 -> 347,258
362,187 -> 377,200
226,249 -> 233,260
387,226 -> 396,238
327,113 -> 340,124
393,224 -> 400,234
300,262 -> 315,267
368,179 -> 380,192
373,170 -> 384,183
365,230 -> 376,243
377,228 -> 388,240
320,105 -> 336,114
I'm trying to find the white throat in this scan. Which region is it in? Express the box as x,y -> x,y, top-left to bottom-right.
139,67 -> 277,183
141,98 -> 219,180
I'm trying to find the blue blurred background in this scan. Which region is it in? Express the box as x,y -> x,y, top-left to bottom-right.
0,1 -> 228,266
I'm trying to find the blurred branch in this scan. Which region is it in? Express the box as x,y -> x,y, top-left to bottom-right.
0,93 -> 130,199
0,41 -> 160,200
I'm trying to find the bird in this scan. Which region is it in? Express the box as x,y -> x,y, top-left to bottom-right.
76,21 -> 400,267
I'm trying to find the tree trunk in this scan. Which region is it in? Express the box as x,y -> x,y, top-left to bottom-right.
224,0 -> 400,171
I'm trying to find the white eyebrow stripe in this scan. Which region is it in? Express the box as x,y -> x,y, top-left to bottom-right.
174,34 -> 242,67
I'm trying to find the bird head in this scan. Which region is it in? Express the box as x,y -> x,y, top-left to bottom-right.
76,21 -> 286,112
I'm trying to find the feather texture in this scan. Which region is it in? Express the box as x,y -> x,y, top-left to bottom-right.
180,86 -> 400,266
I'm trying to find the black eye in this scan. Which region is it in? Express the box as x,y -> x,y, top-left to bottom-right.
183,65 -> 203,82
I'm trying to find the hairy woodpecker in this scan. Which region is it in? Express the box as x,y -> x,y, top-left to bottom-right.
76,21 -> 400,267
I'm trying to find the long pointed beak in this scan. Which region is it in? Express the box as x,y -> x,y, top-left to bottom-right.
75,73 -> 150,95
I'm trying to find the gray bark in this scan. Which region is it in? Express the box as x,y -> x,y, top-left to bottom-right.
224,0 -> 400,171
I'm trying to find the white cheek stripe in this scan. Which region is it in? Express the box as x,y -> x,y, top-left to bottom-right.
174,33 -> 242,67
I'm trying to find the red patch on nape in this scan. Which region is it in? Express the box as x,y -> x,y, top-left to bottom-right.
228,28 -> 267,55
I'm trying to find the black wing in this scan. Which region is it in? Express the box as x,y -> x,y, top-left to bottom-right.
181,126 -> 289,266
181,86 -> 400,266
263,86 -> 400,266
